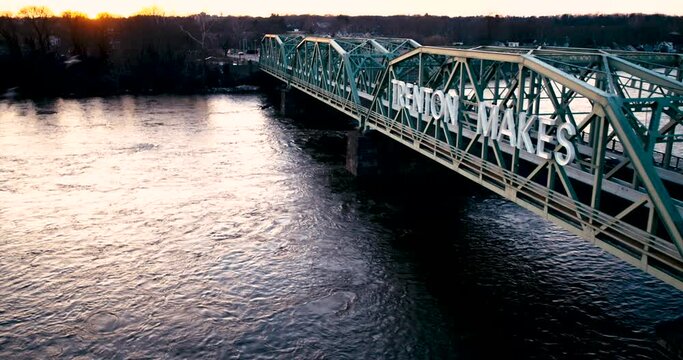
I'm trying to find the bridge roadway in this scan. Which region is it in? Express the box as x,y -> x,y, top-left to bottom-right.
259,34 -> 683,290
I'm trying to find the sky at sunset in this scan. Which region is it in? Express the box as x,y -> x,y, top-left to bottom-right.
2,0 -> 683,18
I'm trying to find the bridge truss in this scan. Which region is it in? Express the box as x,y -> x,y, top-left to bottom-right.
261,34 -> 683,290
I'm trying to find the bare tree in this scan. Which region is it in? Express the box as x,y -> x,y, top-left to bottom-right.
179,12 -> 215,54
136,6 -> 165,17
62,11 -> 89,55
17,6 -> 54,53
135,5 -> 165,26
222,17 -> 249,52
0,13 -> 21,59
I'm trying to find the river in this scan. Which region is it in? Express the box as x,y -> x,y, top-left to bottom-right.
0,94 -> 682,359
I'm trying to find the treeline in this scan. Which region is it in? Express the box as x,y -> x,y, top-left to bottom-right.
1,9 -> 682,98
289,13 -> 683,47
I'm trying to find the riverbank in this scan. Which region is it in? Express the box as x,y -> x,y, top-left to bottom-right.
1,75 -> 263,101
0,55 -> 262,100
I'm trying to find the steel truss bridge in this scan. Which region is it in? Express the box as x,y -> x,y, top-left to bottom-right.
260,34 -> 683,290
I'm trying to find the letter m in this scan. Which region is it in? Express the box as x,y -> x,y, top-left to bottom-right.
476,102 -> 500,138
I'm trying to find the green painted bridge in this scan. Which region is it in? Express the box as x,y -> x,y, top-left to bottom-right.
259,33 -> 683,290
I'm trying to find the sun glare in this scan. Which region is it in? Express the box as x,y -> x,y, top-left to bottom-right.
1,0 -> 683,17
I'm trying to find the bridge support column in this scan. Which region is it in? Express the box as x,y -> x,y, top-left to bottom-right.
278,87 -> 305,117
279,87 -> 289,115
345,130 -> 378,177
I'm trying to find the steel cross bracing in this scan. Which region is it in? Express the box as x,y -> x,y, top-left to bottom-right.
260,34 -> 683,290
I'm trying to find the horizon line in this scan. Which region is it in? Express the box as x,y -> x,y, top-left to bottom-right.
1,8 -> 680,19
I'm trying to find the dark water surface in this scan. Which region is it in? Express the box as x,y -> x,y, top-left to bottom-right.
1,94 -> 682,359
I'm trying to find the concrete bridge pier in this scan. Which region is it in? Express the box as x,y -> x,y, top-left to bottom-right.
345,129 -> 443,178
345,129 -> 379,177
279,87 -> 290,115
277,86 -> 307,117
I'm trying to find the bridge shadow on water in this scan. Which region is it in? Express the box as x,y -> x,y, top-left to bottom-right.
262,86 -> 683,359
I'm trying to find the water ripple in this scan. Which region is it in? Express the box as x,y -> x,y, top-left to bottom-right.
0,94 -> 681,359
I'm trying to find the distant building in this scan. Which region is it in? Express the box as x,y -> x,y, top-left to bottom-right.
49,36 -> 60,48
507,41 -> 520,47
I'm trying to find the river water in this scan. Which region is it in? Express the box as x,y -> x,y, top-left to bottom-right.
0,94 -> 681,359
